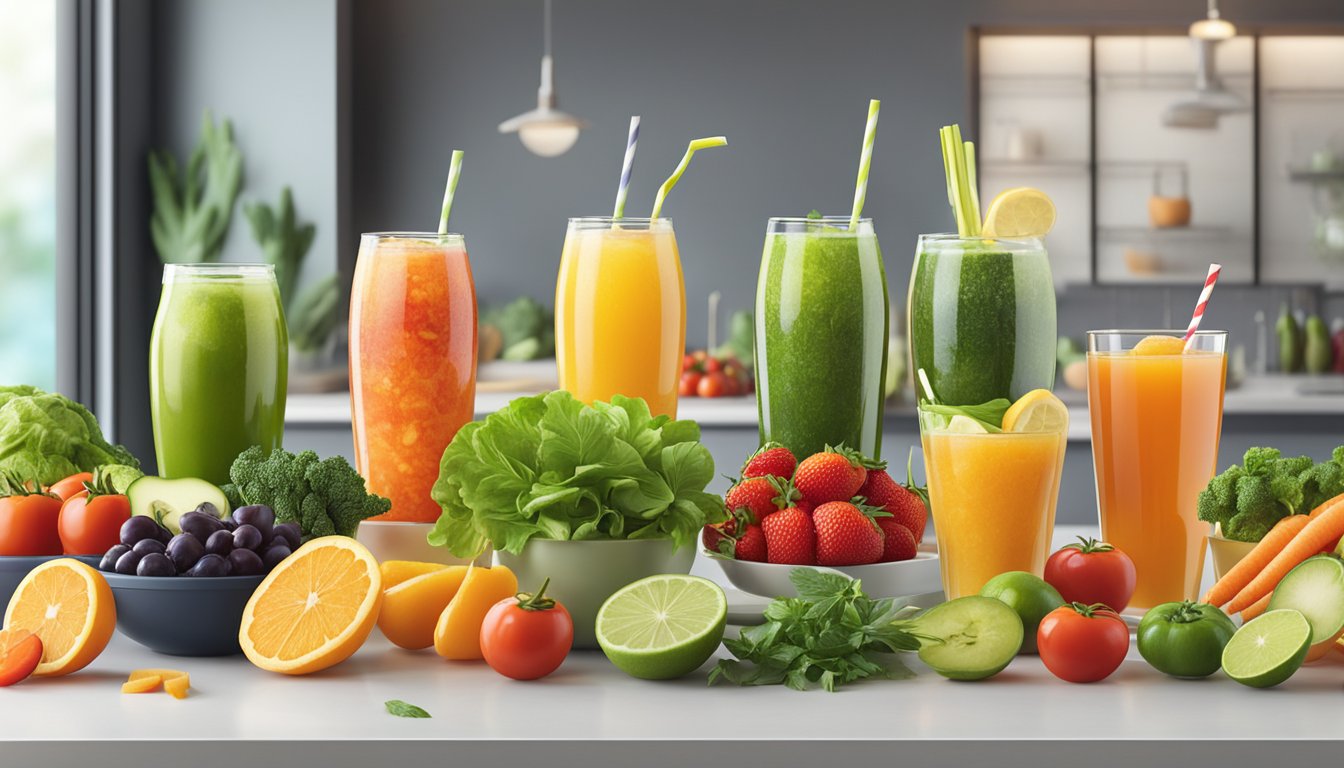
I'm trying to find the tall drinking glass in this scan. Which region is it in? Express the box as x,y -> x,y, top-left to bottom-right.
149,264 -> 287,484
350,233 -> 478,523
755,216 -> 888,459
556,217 -> 685,418
1088,330 -> 1227,611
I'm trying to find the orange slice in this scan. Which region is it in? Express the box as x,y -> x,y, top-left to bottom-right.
239,536 -> 383,675
3,558 -> 115,677
378,566 -> 469,650
1132,335 -> 1185,355
122,675 -> 162,694
380,560 -> 450,591
433,565 -> 517,660
128,668 -> 190,699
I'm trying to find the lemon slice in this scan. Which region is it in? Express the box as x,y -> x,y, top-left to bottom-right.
1001,389 -> 1068,434
982,187 -> 1056,238
945,415 -> 990,434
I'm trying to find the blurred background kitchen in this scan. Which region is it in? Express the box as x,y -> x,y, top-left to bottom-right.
2,0 -> 1342,524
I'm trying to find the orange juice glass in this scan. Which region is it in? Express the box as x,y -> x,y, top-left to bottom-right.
1087,330 -> 1226,612
556,217 -> 685,417
920,410 -> 1068,600
350,233 -> 478,522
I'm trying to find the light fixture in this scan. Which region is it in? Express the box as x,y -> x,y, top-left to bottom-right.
1162,0 -> 1246,129
498,0 -> 588,157
1189,0 -> 1236,41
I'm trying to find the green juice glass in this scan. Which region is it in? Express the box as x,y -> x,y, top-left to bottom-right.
908,235 -> 1056,406
755,216 -> 889,459
149,264 -> 288,484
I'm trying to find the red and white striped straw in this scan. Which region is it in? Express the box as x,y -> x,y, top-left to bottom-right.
1182,263 -> 1221,351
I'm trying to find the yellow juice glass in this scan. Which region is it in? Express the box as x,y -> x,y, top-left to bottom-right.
556,217 -> 686,417
1088,330 -> 1227,612
920,410 -> 1068,600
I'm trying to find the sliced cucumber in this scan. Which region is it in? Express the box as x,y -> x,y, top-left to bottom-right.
915,596 -> 1024,681
127,476 -> 229,534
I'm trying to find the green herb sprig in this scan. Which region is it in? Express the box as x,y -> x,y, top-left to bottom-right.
385,700 -> 431,719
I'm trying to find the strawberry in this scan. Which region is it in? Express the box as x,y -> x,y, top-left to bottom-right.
794,447 -> 869,504
876,519 -> 918,562
702,522 -> 733,555
881,485 -> 928,543
857,468 -> 901,508
812,501 -> 883,566
724,476 -> 789,522
762,507 -> 816,565
741,443 -> 797,481
734,523 -> 768,562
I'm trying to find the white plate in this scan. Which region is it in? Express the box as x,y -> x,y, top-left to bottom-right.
707,548 -> 943,602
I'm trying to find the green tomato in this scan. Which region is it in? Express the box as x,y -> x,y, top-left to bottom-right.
1137,601 -> 1237,678
979,571 -> 1064,654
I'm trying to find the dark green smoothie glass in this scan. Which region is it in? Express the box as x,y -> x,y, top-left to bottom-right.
754,216 -> 889,459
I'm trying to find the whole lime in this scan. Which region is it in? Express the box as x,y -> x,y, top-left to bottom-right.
979,571 -> 1064,654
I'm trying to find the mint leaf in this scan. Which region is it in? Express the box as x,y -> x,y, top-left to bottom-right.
385,700 -> 431,718
920,398 -> 1012,432
789,567 -> 851,601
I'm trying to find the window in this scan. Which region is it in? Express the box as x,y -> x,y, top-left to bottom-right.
0,0 -> 57,389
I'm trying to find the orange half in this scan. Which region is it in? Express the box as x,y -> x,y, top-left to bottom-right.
3,558 -> 115,677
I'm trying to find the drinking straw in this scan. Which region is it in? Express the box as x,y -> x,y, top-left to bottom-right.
848,99 -> 881,231
939,125 -> 981,237
964,140 -> 981,228
650,136 -> 728,219
611,116 -> 641,219
1182,263 -> 1222,352
438,150 -> 464,235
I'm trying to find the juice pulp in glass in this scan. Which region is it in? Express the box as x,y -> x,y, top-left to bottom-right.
556,218 -> 685,418
909,236 -> 1056,405
350,234 -> 478,523
755,217 -> 888,459
921,422 -> 1067,599
1088,341 -> 1226,610
149,265 -> 287,485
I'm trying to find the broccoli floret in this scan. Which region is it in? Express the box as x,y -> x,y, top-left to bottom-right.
1300,446 -> 1344,513
229,446 -> 390,539
1198,447 -> 1309,543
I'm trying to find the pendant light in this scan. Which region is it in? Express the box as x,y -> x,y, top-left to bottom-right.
498,0 -> 588,157
1162,0 -> 1245,129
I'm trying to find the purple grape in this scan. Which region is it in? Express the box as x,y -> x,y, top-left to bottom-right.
187,553 -> 231,577
131,538 -> 166,556
194,501 -> 222,519
227,548 -> 264,576
233,504 -> 275,534
205,529 -> 234,557
232,524 -> 263,552
120,516 -> 164,546
261,544 -> 291,571
136,552 -> 175,577
180,511 -> 225,543
221,518 -> 239,532
166,533 -> 204,573
114,550 -> 143,575
99,544 -> 130,572
155,522 -> 174,543
273,522 -> 302,551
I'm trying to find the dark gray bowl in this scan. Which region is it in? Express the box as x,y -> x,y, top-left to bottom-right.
102,572 -> 265,656
0,555 -> 102,610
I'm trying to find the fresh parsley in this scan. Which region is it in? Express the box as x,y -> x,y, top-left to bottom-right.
709,568 -> 923,692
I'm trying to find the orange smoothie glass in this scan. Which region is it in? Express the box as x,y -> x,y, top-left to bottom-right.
919,409 -> 1068,600
1087,330 -> 1226,612
350,233 -> 478,522
556,217 -> 685,417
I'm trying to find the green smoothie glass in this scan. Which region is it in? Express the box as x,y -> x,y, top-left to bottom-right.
755,216 -> 889,459
149,264 -> 288,483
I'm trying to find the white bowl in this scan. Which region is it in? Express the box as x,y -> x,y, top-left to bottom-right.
705,535 -> 942,601
355,521 -> 488,566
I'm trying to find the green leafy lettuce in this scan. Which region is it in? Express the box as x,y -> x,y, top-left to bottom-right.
429,391 -> 726,557
0,385 -> 140,485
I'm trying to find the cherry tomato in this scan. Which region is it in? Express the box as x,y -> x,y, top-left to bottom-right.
697,371 -> 728,398
49,473 -> 93,502
0,483 -> 63,556
0,629 -> 43,687
58,491 -> 131,556
1037,602 -> 1130,683
1044,537 -> 1136,612
480,579 -> 573,680
682,354 -> 698,372
679,371 -> 702,396
720,372 -> 741,396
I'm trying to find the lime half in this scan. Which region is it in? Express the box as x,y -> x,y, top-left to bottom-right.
596,574 -> 727,680
1222,609 -> 1311,688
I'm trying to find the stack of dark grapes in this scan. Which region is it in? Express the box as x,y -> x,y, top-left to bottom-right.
98,504 -> 300,577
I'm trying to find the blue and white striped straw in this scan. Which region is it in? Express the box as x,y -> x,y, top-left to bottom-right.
611,116 -> 641,219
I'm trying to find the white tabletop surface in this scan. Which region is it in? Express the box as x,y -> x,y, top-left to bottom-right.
3,526 -> 1340,766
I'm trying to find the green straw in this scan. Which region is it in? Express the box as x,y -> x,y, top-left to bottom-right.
650,136 -> 727,219
438,149 -> 464,235
849,99 -> 880,231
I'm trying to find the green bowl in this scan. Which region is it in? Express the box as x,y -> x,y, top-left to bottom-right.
497,538 -> 695,649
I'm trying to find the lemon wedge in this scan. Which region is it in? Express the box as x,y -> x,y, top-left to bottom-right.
982,187 -> 1056,239
945,415 -> 990,434
1001,389 -> 1068,434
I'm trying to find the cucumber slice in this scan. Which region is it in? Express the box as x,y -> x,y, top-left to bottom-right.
915,596 -> 1024,680
127,476 -> 229,534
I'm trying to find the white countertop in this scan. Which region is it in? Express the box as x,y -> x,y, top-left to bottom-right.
5,526 -> 1338,765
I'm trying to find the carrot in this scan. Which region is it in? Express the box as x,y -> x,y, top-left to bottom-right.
1310,492 -> 1344,518
1202,514 -> 1310,607
1226,497 -> 1344,614
1239,593 -> 1271,622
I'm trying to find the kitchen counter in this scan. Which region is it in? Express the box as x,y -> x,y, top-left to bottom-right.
3,527 -> 1341,766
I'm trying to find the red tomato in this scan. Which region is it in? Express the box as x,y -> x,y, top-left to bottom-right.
1044,537 -> 1136,612
702,357 -> 723,374
720,372 -> 741,396
0,491 -> 63,556
58,491 -> 131,556
697,371 -> 728,398
0,629 -> 43,687
1037,603 -> 1130,683
49,472 -> 93,502
480,579 -> 573,680
681,354 -> 698,372
679,371 -> 702,397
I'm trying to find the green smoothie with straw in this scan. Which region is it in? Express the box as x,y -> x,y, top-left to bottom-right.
754,100 -> 889,459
